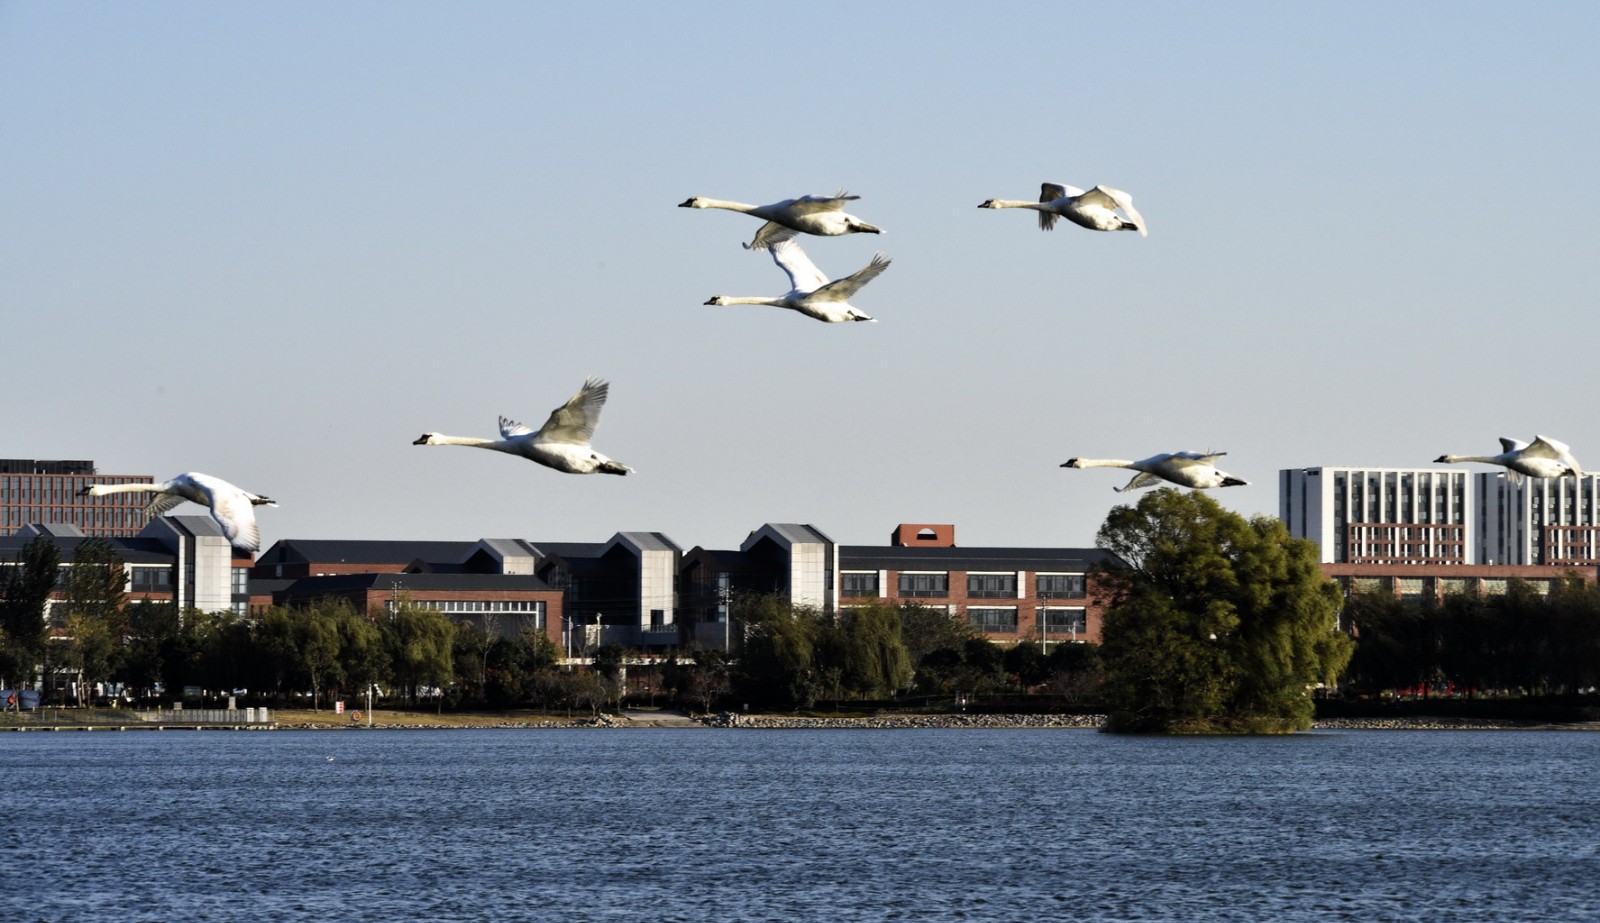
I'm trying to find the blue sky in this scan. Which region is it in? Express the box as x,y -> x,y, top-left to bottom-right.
4,2 -> 1597,551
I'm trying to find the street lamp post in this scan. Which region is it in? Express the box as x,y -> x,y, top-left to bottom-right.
1038,591 -> 1051,654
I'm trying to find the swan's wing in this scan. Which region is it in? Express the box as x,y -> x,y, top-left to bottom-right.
143,493 -> 187,517
1085,185 -> 1147,235
209,491 -> 261,550
1526,435 -> 1572,460
499,417 -> 536,439
1498,437 -> 1530,454
812,253 -> 890,302
788,190 -> 859,214
745,221 -> 799,251
1170,450 -> 1227,465
535,377 -> 609,445
1038,183 -> 1076,231
1114,471 -> 1166,492
769,238 -> 829,293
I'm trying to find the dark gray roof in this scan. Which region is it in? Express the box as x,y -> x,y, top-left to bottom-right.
0,534 -> 174,565
527,541 -> 608,558
277,572 -> 556,594
683,548 -> 749,567
613,531 -> 682,554
747,523 -> 834,546
840,545 -> 1122,572
258,539 -> 479,566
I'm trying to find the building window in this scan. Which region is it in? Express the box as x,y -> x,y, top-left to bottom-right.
898,573 -> 949,598
1036,574 -> 1086,597
967,573 -> 1016,598
841,572 -> 879,597
231,568 -> 249,595
968,607 -> 1018,632
1042,608 -> 1087,635
131,568 -> 172,591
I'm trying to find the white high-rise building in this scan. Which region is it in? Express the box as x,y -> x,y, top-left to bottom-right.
1477,472 -> 1600,566
1279,467 -> 1474,564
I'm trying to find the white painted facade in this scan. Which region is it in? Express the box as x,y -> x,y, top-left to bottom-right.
1279,467 -> 1473,564
1476,472 -> 1600,566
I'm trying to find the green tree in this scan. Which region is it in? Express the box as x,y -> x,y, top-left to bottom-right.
828,603 -> 912,698
249,606 -> 300,702
385,600 -> 454,707
116,602 -> 181,701
294,600 -> 347,710
336,606 -> 388,705
0,536 -> 61,691
732,594 -> 820,710
1095,488 -> 1353,734
57,538 -> 128,704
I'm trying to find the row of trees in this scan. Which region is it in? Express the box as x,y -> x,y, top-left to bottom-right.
1342,576 -> 1600,697
707,595 -> 1103,711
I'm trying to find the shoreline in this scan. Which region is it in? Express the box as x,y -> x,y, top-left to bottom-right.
9,708 -> 1597,732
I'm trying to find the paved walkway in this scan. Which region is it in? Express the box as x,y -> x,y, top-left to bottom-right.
620,709 -> 703,728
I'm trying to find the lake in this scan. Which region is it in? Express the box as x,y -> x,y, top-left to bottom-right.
3,728 -> 1597,922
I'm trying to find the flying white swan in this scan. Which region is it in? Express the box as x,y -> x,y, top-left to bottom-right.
678,190 -> 883,250
979,183 -> 1147,236
413,377 -> 632,475
1434,435 -> 1585,484
79,472 -> 277,552
704,238 -> 889,323
1061,451 -> 1247,492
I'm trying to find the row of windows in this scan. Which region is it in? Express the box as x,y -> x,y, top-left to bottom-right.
396,599 -> 546,614
842,572 -> 1087,599
966,607 -> 1089,634
1344,576 -> 1557,597
0,508 -> 144,527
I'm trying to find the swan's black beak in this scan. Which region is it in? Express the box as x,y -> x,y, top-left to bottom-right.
1432,455 -> 1449,463
77,486 -> 92,496
677,198 -> 696,207
412,434 -> 431,445
978,200 -> 997,208
1221,477 -> 1249,487
1061,459 -> 1081,468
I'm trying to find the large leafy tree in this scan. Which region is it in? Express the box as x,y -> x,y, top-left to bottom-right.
385,600 -> 454,706
0,536 -> 61,689
732,594 -> 820,710
1096,488 -> 1353,733
59,539 -> 128,704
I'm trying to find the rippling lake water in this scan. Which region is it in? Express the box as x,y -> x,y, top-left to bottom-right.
3,728 -> 1598,922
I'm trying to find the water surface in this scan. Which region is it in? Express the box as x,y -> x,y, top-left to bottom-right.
3,728 -> 1596,922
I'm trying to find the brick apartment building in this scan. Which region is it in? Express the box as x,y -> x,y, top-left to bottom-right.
0,458 -> 154,538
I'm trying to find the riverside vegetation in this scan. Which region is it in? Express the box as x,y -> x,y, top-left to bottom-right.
4,491 -> 1600,732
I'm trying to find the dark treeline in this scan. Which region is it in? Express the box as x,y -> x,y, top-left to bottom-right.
1342,576 -> 1600,698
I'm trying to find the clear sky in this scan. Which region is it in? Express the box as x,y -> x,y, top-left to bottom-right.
4,2 -> 1597,553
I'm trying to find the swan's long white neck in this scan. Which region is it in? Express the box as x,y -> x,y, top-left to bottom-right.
1440,454 -> 1500,465
430,435 -> 506,450
1072,458 -> 1137,469
85,482 -> 163,497
715,296 -> 786,307
985,199 -> 1045,210
693,198 -> 758,214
